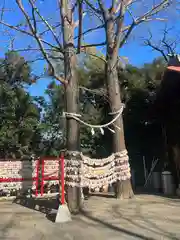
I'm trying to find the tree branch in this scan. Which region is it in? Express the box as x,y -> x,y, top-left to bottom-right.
30,1 -> 37,32
0,20 -> 60,50
77,0 -> 83,54
143,26 -> 178,62
144,39 -> 168,62
81,51 -> 107,63
80,42 -> 106,48
135,0 -> 170,25
115,2 -> 127,51
143,31 -> 168,62
79,86 -> 106,96
84,0 -> 102,15
118,0 -> 171,49
119,21 -> 135,48
72,0 -> 78,12
161,26 -> 177,55
97,0 -> 109,21
111,0 -> 116,10
39,23 -> 61,37
9,47 -> 64,61
0,0 -> 6,21
15,0 -> 67,84
28,0 -> 63,52
74,23 -> 105,40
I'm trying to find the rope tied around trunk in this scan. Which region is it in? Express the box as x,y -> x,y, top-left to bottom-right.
63,104 -> 125,135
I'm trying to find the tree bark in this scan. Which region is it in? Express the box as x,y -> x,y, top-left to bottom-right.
105,20 -> 134,199
60,0 -> 81,213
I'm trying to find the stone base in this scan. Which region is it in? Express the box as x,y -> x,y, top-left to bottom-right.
55,204 -> 72,223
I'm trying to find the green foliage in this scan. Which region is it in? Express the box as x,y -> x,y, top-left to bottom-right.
38,81 -> 65,156
0,52 -> 41,158
0,50 -> 167,162
0,51 -> 32,86
80,56 -> 166,159
41,54 -> 166,159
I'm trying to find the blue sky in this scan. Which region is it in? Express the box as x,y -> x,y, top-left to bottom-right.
0,1 -> 179,98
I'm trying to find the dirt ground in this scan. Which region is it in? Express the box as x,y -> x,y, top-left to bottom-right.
0,194 -> 180,240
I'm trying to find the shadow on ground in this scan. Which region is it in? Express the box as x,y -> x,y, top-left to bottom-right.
79,208 -> 155,240
13,195 -> 58,216
111,200 -> 179,240
135,188 -> 180,200
12,194 -> 180,240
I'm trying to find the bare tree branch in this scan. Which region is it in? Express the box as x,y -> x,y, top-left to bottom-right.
84,0 -> 102,14
39,23 -> 61,37
7,47 -> 64,61
77,0 -> 83,53
83,0 -> 171,53
0,0 -> 6,21
30,1 -> 37,32
15,0 -> 67,84
119,21 -> 135,48
143,26 -> 179,62
144,38 -> 168,62
0,20 -> 60,50
135,0 -> 170,24
118,0 -> 170,49
97,0 -> 109,21
79,86 -> 106,96
114,1 -> 127,51
72,0 -> 78,12
0,0 -> 173,85
80,42 -> 106,48
28,0 -> 63,52
111,0 -> 117,11
81,51 -> 107,63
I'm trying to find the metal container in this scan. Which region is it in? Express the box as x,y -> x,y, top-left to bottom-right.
152,172 -> 161,192
108,184 -> 114,193
161,171 -> 175,195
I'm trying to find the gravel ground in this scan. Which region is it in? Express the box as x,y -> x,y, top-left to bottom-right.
0,194 -> 180,240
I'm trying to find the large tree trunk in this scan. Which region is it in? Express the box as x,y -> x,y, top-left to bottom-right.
61,0 -> 81,213
105,21 -> 134,199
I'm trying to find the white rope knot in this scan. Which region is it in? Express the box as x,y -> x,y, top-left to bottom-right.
63,112 -> 81,118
